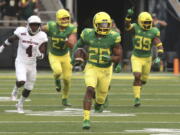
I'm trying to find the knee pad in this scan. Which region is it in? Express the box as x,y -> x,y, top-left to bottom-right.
22,89 -> 31,98
16,81 -> 25,87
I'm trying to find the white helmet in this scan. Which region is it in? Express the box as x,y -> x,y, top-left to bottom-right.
27,15 -> 41,35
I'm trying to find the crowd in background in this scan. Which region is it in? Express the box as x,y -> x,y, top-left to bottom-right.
0,0 -> 39,26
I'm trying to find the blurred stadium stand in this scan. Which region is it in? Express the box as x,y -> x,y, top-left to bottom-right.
0,0 -> 180,72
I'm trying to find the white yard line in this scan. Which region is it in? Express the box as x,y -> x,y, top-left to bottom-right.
1,104 -> 180,107
0,132 -> 129,134
0,121 -> 180,124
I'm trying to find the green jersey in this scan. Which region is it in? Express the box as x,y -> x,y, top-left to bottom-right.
131,23 -> 160,57
75,28 -> 121,68
47,21 -> 77,56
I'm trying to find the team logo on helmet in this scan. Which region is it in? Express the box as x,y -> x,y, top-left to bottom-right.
93,12 -> 112,35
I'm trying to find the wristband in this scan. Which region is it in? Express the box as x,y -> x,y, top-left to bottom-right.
125,17 -> 131,21
157,49 -> 164,53
4,39 -> 11,46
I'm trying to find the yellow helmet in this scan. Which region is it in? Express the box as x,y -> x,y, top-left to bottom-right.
56,9 -> 71,27
138,12 -> 153,30
93,12 -> 112,35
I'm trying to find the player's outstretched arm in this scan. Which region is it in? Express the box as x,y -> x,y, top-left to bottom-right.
36,42 -> 48,59
124,8 -> 134,31
0,35 -> 19,53
65,33 -> 77,49
153,37 -> 164,64
113,44 -> 123,73
111,44 -> 123,64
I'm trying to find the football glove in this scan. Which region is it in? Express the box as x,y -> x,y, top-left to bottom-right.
114,63 -> 122,73
127,8 -> 134,18
0,45 -> 5,53
102,55 -> 111,62
153,57 -> 161,64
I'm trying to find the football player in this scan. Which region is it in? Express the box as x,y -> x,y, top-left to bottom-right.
41,9 -> 77,106
124,9 -> 164,107
72,11 -> 123,129
0,15 -> 48,113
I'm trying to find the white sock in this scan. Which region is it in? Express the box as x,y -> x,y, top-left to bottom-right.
12,85 -> 18,95
18,96 -> 26,106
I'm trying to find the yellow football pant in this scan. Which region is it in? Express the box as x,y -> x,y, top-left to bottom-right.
131,55 -> 152,82
131,55 -> 152,98
84,63 -> 113,104
48,52 -> 72,99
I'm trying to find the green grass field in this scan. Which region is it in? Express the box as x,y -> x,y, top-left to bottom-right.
0,70 -> 180,135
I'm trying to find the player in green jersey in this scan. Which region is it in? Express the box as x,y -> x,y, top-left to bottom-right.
73,11 -> 123,129
125,9 -> 164,107
41,9 -> 77,106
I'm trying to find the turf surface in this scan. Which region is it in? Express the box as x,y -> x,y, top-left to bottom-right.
0,71 -> 180,135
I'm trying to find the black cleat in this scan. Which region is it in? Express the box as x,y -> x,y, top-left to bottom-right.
56,87 -> 61,92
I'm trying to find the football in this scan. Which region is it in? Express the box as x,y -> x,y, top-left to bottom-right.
74,48 -> 88,63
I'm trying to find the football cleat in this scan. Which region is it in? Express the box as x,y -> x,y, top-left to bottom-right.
16,104 -> 24,114
94,103 -> 104,113
82,120 -> 90,129
62,99 -> 72,107
134,98 -> 141,107
55,79 -> 61,92
56,87 -> 61,92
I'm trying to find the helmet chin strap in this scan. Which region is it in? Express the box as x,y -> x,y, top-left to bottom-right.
27,24 -> 40,35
